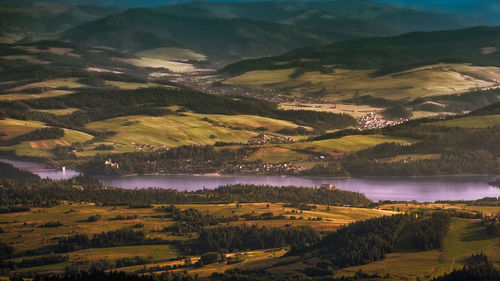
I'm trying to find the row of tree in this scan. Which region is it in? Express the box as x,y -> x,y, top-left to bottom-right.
194,224 -> 320,254
0,164 -> 372,207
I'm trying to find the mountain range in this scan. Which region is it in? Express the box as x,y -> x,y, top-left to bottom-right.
58,1 -> 483,64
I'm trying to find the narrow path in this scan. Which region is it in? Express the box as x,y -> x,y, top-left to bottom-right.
449,250 -> 477,272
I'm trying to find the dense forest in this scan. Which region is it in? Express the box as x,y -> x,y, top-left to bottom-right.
339,121 -> 500,176
292,213 -> 451,269
221,26 -> 500,75
56,228 -> 163,253
28,254 -> 499,281
414,213 -> 451,250
194,225 -> 320,254
161,205 -> 238,234
77,145 -> 240,175
431,253 -> 500,281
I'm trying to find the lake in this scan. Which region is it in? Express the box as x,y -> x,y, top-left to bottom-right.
1,157 -> 499,202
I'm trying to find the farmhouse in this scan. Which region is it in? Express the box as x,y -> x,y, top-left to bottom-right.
320,184 -> 336,190
104,158 -> 119,168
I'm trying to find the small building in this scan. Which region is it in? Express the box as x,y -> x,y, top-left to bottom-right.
320,184 -> 336,190
105,158 -> 119,169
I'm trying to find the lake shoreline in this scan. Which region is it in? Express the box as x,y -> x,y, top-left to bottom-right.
2,157 -> 500,202
1,156 -> 498,180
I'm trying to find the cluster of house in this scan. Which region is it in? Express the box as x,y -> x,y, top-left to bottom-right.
358,112 -> 408,130
245,135 -> 296,145
233,162 -> 306,174
132,142 -> 170,152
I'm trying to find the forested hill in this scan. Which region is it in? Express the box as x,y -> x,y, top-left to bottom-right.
60,0 -> 482,64
221,26 -> 500,75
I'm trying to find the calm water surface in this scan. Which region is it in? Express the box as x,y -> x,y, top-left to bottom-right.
2,157 -> 499,202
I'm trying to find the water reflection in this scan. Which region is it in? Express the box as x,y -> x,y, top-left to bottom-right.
1,157 -> 499,202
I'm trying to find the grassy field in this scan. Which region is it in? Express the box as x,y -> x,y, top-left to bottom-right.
8,78 -> 84,92
0,90 -> 75,101
116,57 -> 196,73
430,114 -> 500,128
279,103 -> 384,118
0,77 -> 84,101
1,201 -> 498,278
105,80 -> 161,89
246,147 -> 311,163
314,217 -> 500,280
86,113 -> 306,149
200,113 -> 308,133
0,118 -> 46,141
33,108 -> 80,115
5,128 -> 94,157
136,47 -> 207,61
226,64 -> 500,101
86,114 -> 256,148
0,202 -> 392,253
282,135 -> 411,156
383,153 -> 441,163
0,202 -> 393,275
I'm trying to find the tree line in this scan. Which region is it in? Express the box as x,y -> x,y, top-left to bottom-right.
2,86 -> 356,134
0,164 -> 372,207
193,224 -> 320,254
292,213 -> 451,269
56,228 -> 163,253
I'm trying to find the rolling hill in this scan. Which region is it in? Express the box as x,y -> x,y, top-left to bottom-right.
61,8 -> 333,63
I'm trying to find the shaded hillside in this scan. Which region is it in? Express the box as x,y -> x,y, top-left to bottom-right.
62,8 -> 335,63
222,26 -> 500,75
0,5 -> 123,43
61,1 -> 482,64
157,0 -> 480,32
380,0 -> 500,25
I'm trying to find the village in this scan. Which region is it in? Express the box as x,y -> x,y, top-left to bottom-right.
357,112 -> 409,130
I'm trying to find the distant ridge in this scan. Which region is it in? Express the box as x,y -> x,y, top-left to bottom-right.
221,26 -> 500,75
60,0 -> 482,64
